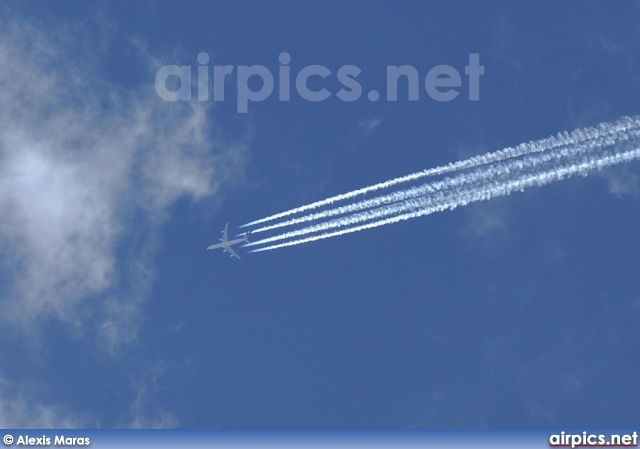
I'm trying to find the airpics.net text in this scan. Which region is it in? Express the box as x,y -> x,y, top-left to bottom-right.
155,52 -> 484,113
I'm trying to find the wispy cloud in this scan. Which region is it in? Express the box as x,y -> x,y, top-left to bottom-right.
0,378 -> 86,428
127,362 -> 179,429
0,13 -> 246,348
358,117 -> 382,136
597,165 -> 640,198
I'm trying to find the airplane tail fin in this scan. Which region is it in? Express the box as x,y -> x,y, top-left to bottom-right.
244,232 -> 251,243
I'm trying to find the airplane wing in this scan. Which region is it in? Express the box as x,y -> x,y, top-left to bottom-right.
221,222 -> 229,242
226,245 -> 241,259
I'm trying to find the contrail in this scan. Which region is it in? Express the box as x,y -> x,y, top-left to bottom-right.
244,126 -> 639,248
244,125 -> 640,237
244,145 -> 609,249
241,116 -> 640,228
250,145 -> 640,252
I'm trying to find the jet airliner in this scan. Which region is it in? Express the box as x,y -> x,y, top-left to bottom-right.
207,223 -> 249,259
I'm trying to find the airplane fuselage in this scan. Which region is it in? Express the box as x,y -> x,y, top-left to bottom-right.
207,223 -> 250,259
206,237 -> 247,250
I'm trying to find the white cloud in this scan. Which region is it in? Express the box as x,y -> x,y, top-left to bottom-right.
597,165 -> 640,198
127,363 -> 179,429
0,378 -> 86,428
0,14 -> 246,345
358,117 -> 382,135
462,201 -> 509,239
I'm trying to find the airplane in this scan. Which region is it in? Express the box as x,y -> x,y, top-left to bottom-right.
207,223 -> 250,259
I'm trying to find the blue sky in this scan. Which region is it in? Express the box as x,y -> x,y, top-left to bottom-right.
0,1 -> 639,428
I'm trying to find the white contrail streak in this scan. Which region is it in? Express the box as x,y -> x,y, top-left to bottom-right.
244,128 -> 639,248
250,145 -> 640,252
245,126 -> 640,237
241,116 -> 640,228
